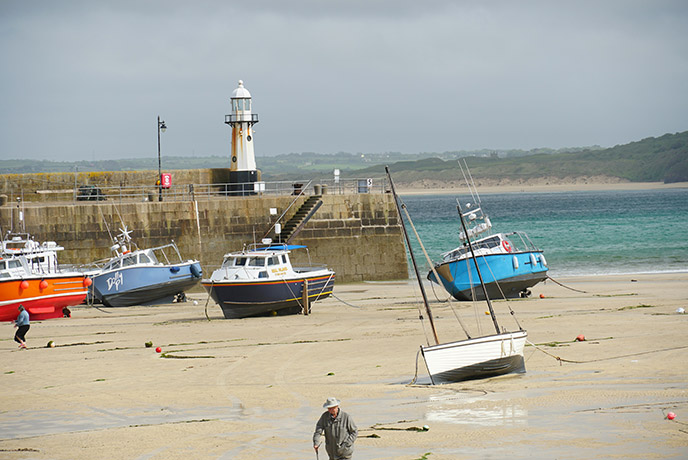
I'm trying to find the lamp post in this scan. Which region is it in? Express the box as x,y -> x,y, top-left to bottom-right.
157,116 -> 167,202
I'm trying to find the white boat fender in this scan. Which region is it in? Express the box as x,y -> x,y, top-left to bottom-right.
540,254 -> 547,266
512,256 -> 519,270
530,253 -> 537,266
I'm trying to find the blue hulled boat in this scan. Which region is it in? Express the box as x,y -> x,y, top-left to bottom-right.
428,165 -> 548,301
89,227 -> 202,307
202,244 -> 335,319
429,230 -> 548,301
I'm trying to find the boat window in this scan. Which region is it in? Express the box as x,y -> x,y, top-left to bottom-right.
147,251 -> 160,264
267,256 -> 279,266
475,236 -> 501,250
248,257 -> 265,267
9,259 -> 22,269
106,260 -> 121,271
258,271 -> 268,278
122,255 -> 137,267
0,261 -> 5,270
139,253 -> 152,264
234,257 -> 247,266
281,255 -> 287,264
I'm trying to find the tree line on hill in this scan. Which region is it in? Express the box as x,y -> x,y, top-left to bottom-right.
1,130 -> 686,183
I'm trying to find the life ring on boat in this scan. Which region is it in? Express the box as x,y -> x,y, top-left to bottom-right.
502,240 -> 512,253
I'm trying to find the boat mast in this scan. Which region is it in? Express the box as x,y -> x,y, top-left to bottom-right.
385,166 -> 440,345
456,201 -> 501,334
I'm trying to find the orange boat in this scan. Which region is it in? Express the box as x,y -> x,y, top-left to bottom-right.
0,233 -> 91,321
0,270 -> 91,321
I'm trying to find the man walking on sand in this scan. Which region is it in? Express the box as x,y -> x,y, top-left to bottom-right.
313,397 -> 357,460
13,305 -> 30,349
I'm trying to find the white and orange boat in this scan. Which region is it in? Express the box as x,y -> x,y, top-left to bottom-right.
0,233 -> 90,321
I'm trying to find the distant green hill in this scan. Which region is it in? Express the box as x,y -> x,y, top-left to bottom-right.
350,131 -> 688,184
1,130 -> 686,183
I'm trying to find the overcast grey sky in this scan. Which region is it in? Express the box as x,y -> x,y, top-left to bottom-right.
1,0 -> 687,162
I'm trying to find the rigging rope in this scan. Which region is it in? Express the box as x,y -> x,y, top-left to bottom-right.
399,202 -> 473,339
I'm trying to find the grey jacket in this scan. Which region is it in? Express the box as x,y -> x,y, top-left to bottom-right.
313,409 -> 357,460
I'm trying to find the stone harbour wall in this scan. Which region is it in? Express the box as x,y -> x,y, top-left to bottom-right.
0,193 -> 408,284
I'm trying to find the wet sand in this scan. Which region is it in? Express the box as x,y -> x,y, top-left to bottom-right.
1,273 -> 687,459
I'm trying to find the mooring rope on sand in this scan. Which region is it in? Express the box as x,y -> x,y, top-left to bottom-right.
547,275 -> 589,293
332,294 -> 362,308
528,339 -> 688,365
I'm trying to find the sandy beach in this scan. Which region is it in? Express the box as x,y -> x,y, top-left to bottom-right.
396,180 -> 688,195
1,272 -> 687,459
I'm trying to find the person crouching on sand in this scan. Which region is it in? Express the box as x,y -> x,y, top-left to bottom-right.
13,305 -> 30,349
313,397 -> 357,460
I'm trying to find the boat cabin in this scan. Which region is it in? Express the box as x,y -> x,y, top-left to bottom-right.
442,234 -> 512,262
1,234 -> 63,275
99,243 -> 188,273
217,250 -> 295,281
101,250 -> 159,272
440,231 -> 541,263
0,256 -> 30,279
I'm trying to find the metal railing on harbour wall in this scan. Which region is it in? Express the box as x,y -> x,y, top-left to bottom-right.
1,177 -> 391,204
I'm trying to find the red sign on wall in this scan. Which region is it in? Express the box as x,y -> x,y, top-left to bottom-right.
161,173 -> 172,189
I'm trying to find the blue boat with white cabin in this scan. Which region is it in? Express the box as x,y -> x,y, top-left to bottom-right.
89,227 -> 202,307
428,165 -> 548,301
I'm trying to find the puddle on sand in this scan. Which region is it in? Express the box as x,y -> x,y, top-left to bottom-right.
0,405 -> 244,440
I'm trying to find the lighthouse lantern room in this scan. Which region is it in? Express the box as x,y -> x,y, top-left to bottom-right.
225,80 -> 259,195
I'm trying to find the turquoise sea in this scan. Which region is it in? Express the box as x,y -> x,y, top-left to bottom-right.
400,188 -> 688,277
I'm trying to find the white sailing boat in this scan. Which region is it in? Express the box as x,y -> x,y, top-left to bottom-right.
385,166 -> 527,384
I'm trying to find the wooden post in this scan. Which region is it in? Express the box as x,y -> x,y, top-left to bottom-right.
302,279 -> 310,315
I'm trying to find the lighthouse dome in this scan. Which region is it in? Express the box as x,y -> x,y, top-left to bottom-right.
232,80 -> 252,99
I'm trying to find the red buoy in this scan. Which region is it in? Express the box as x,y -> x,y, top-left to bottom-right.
667,412 -> 676,420
156,347 -> 162,353
539,294 -> 545,299
20,280 -> 29,290
83,277 -> 93,287
575,334 -> 586,342
39,280 -> 49,290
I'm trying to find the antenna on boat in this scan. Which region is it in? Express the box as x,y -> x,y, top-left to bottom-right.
385,166 -> 440,345
98,206 -> 115,243
459,158 -> 482,206
456,200 -> 501,334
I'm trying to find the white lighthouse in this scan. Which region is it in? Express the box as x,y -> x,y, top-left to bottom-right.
225,80 -> 259,194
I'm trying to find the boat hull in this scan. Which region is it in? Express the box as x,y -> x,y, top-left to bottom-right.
421,330 -> 527,384
0,275 -> 89,321
92,262 -> 203,307
202,272 -> 335,319
431,252 -> 547,301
